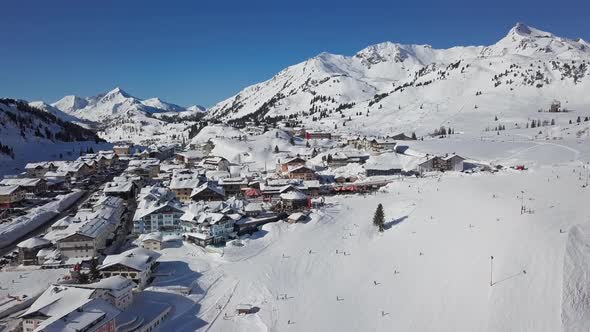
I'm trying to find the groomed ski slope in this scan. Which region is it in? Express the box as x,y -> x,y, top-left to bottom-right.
148,150 -> 590,331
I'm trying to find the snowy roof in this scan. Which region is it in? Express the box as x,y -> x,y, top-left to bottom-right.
244,202 -> 265,212
16,236 -> 51,249
442,154 -> 465,161
103,181 -> 134,193
0,185 -> 22,195
280,191 -> 308,200
37,298 -> 121,332
24,161 -> 55,169
288,165 -> 315,173
218,177 -> 248,185
236,304 -> 253,310
0,177 -> 44,187
184,232 -> 212,240
69,276 -> 136,296
169,173 -> 202,189
21,285 -> 96,320
288,212 -> 307,221
191,182 -> 225,198
176,150 -> 205,159
100,247 -> 161,272
142,232 -> 163,242
133,186 -> 183,221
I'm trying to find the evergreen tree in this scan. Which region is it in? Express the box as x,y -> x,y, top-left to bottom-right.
289,137 -> 295,145
577,116 -> 582,123
411,132 -> 417,140
494,116 -> 498,121
551,119 -> 555,126
306,141 -> 310,148
274,145 -> 279,154
373,204 -> 385,232
89,257 -> 99,281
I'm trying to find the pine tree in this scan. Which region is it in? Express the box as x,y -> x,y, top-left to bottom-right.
494,115 -> 498,121
411,132 -> 417,140
306,141 -> 310,148
274,145 -> 279,153
373,204 -> 385,232
89,257 -> 99,281
551,119 -> 555,126
577,116 -> 581,123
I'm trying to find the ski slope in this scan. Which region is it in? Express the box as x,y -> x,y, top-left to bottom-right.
145,137 -> 590,331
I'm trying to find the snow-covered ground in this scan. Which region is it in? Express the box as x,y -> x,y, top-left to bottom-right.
131,135 -> 590,331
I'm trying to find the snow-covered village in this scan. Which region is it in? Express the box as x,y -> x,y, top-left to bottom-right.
1,2 -> 590,331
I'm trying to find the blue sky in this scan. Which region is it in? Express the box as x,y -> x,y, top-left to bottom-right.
1,0 -> 588,108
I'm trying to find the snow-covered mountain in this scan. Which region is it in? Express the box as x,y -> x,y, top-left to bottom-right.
0,98 -> 109,175
206,23 -> 590,136
51,87 -> 195,122
47,87 -> 207,145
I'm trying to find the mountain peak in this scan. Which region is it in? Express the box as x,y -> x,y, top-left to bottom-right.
507,22 -> 553,38
105,86 -> 130,98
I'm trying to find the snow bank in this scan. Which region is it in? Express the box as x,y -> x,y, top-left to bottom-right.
0,191 -> 84,248
562,225 -> 590,331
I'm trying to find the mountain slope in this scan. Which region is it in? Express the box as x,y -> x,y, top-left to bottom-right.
0,98 -> 109,175
205,23 -> 590,137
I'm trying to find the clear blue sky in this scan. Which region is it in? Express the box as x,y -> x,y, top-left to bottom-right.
1,0 -> 588,108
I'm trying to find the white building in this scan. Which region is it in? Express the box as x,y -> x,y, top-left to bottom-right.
133,186 -> 184,235
99,247 -> 161,289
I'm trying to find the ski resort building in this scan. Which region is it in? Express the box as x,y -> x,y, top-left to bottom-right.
19,284 -> 122,332
133,186 -> 184,235
417,154 -> 465,173
55,196 -> 126,263
99,247 -> 161,289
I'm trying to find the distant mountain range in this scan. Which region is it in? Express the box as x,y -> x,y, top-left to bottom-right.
49,87 -> 206,122
205,23 -> 590,136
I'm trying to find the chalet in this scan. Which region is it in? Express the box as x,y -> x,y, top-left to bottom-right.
278,157 -> 307,173
140,232 -> 164,251
201,156 -> 230,172
133,186 -> 184,235
113,144 -> 132,156
127,158 -> 160,179
99,247 -> 161,289
191,182 -> 225,202
24,162 -> 58,177
365,160 -> 403,176
103,178 -> 139,201
417,154 -> 465,173
329,151 -> 370,167
16,237 -> 52,265
372,139 -> 397,151
288,165 -> 316,181
218,177 -> 249,197
20,286 -> 121,332
549,100 -> 561,112
0,185 -> 26,206
244,202 -> 265,217
280,191 -> 309,211
175,150 -> 205,166
169,171 -> 203,202
184,212 -> 239,246
63,276 -> 136,310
